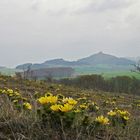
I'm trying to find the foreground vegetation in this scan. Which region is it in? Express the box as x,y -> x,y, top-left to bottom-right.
0,75 -> 140,140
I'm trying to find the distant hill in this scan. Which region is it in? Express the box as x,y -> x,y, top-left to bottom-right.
16,59 -> 86,70
78,52 -> 134,66
16,52 -> 135,70
43,59 -> 86,66
126,56 -> 140,62
0,66 -> 6,69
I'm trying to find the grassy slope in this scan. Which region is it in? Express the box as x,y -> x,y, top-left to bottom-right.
75,66 -> 140,79
102,71 -> 140,79
0,75 -> 139,139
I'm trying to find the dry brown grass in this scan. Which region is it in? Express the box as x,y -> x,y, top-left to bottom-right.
0,75 -> 140,140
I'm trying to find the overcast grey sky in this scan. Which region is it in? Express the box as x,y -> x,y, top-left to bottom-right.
0,0 -> 140,67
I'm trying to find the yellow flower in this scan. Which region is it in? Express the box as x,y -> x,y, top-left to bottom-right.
80,104 -> 88,110
2,90 -> 6,94
117,110 -> 130,116
38,95 -> 58,104
95,115 -> 109,125
50,104 -> 61,112
63,97 -> 77,104
7,89 -> 14,94
57,94 -> 65,99
38,97 -> 48,104
62,97 -> 68,103
47,96 -> 58,104
74,109 -> 81,113
0,89 -> 2,93
13,99 -> 18,103
9,94 -> 14,97
105,100 -> 109,104
45,92 -> 53,97
22,97 -> 28,101
23,102 -> 32,110
107,110 -> 117,116
77,97 -> 87,101
14,92 -> 21,96
91,102 -> 96,105
95,106 -> 100,110
62,97 -> 77,105
123,116 -> 129,121
59,103 -> 74,112
68,98 -> 77,105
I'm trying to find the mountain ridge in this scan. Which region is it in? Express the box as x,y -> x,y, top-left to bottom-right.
16,52 -> 135,70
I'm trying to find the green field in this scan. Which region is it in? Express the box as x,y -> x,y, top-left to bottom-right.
101,71 -> 140,79
75,66 -> 140,79
0,68 -> 22,76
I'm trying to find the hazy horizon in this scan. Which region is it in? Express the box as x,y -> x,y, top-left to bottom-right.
0,51 -> 139,68
0,0 -> 140,67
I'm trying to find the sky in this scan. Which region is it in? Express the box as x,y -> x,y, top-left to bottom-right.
0,0 -> 140,68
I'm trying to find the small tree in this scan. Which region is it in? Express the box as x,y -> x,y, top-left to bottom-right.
22,64 -> 32,79
133,60 -> 140,73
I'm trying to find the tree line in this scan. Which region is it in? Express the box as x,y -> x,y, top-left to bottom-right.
58,75 -> 140,95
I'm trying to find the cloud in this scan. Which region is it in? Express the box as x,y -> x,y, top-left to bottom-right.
74,0 -> 137,14
28,0 -> 93,15
0,0 -> 140,67
30,0 -> 40,11
96,0 -> 134,11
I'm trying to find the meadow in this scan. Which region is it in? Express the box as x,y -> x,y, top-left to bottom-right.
0,68 -> 21,76
0,75 -> 140,140
75,66 -> 140,79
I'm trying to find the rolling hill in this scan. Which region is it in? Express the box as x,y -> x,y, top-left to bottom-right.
78,52 -> 134,65
16,52 -> 135,70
